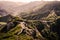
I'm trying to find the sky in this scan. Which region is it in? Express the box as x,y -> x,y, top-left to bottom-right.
0,0 -> 40,2
0,0 -> 59,2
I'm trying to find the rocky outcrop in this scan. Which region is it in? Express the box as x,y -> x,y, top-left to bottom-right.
16,22 -> 45,40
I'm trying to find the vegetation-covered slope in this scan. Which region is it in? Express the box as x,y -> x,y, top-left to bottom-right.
0,13 -> 60,40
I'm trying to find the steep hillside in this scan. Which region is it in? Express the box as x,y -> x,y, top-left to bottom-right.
20,1 -> 60,20
0,1 -> 60,18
